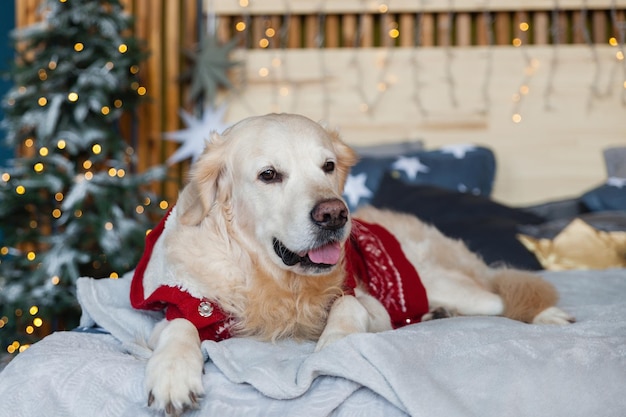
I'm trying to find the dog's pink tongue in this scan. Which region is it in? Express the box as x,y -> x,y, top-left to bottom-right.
307,242 -> 341,265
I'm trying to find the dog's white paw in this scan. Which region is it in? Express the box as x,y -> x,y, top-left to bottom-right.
144,319 -> 205,415
145,339 -> 205,416
532,306 -> 575,325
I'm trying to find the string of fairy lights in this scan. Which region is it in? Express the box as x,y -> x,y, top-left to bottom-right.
217,0 -> 625,125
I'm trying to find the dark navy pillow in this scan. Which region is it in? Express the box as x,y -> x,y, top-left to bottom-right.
370,173 -> 546,270
343,144 -> 496,211
581,179 -> 626,212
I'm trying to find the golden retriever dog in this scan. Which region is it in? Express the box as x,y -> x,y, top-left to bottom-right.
131,113 -> 574,415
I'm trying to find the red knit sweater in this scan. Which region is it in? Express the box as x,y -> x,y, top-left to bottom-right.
130,210 -> 428,341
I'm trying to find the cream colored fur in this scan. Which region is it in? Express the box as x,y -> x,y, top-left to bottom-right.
142,113 -> 573,416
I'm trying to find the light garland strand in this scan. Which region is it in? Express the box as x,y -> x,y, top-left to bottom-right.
511,13 -> 537,124
444,0 -> 458,108
609,0 -> 626,105
543,2 -> 561,112
479,6 -> 494,115
410,2 -> 428,117
581,0 -> 605,111
347,0 -> 397,118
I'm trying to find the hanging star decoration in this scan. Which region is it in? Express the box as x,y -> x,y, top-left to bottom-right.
343,172 -> 373,209
391,156 -> 430,180
180,34 -> 240,105
163,105 -> 230,165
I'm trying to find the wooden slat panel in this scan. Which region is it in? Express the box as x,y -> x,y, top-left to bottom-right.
592,10 -> 608,42
287,14 -> 302,48
437,13 -> 452,47
456,13 -> 472,46
360,14 -> 374,47
534,11 -> 550,44
326,15 -> 340,48
494,12 -> 511,45
398,12 -> 414,47
420,13 -> 435,46
211,0 -> 626,15
342,14 -> 358,47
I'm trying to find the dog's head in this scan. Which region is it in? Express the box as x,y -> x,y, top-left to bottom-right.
177,113 -> 358,275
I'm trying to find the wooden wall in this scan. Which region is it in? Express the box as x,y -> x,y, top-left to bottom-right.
14,0 -> 626,205
209,0 -> 626,205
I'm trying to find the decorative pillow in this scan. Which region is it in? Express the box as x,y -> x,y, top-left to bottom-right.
603,146 -> 626,178
581,179 -> 626,212
369,173 -> 545,270
517,218 -> 626,271
343,144 -> 496,211
518,211 -> 626,240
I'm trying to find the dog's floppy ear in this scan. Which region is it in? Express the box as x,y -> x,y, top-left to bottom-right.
178,132 -> 231,226
327,129 -> 358,192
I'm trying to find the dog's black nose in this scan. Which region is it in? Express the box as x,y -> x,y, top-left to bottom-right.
311,199 -> 348,230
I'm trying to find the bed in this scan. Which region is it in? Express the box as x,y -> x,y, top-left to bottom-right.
2,1 -> 626,416
0,140 -> 625,417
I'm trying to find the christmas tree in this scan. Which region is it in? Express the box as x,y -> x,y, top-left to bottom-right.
0,0 -> 165,355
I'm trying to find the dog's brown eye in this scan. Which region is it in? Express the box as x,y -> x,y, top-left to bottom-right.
259,168 -> 282,183
323,161 -> 335,173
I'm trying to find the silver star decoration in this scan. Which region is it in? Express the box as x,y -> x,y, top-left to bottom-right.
392,156 -> 430,180
440,144 -> 477,159
343,173 -> 373,208
163,105 -> 230,165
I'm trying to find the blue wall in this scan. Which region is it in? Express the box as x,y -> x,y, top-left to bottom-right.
0,1 -> 16,164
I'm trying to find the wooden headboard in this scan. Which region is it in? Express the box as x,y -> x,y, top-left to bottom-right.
209,0 -> 625,205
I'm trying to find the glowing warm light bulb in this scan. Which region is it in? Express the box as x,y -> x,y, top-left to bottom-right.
512,113 -> 522,123
68,92 -> 79,102
92,144 -> 102,154
159,200 -> 169,210
118,44 -> 128,53
236,22 -> 246,31
519,22 -> 529,32
57,139 -> 66,149
74,42 -> 84,52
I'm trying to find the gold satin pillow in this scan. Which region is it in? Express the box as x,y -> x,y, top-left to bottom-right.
517,218 -> 626,270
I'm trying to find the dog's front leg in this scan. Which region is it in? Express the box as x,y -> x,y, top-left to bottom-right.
315,291 -> 391,352
145,318 -> 205,416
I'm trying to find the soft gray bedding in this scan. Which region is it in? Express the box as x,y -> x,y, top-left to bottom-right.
0,269 -> 625,417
